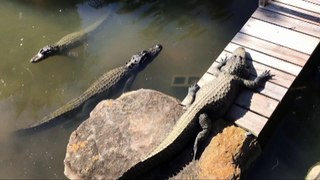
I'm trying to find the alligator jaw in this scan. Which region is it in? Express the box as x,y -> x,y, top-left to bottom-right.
233,47 -> 246,59
148,44 -> 162,57
30,52 -> 45,63
141,44 -> 162,67
126,44 -> 162,69
30,45 -> 58,63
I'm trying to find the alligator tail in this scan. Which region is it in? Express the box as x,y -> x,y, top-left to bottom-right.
83,12 -> 111,33
14,92 -> 93,136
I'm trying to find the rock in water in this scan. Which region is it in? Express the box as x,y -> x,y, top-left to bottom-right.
64,89 -> 261,179
64,89 -> 184,179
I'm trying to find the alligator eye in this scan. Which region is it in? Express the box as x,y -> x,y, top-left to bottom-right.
39,49 -> 44,53
155,44 -> 161,49
141,54 -> 148,63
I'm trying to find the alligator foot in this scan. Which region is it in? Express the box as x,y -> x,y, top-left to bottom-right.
182,84 -> 200,110
220,54 -> 229,64
212,54 -> 229,76
193,113 -> 212,161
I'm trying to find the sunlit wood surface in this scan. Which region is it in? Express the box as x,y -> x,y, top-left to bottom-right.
182,0 -> 320,136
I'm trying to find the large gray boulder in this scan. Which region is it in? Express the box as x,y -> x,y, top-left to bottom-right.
64,89 -> 185,179
64,88 -> 260,179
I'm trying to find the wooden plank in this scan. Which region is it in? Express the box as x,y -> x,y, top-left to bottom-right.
252,8 -> 320,38
263,1 -> 320,25
257,81 -> 287,101
231,32 -> 309,66
185,1 -> 320,136
275,0 -> 320,14
304,0 -> 320,5
235,90 -> 279,117
206,60 -> 288,101
197,72 -> 214,87
259,0 -> 269,6
225,105 -> 268,136
240,18 -> 319,55
225,43 -> 303,76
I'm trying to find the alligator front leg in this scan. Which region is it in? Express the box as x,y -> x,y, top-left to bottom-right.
212,55 -> 228,76
122,75 -> 136,93
182,84 -> 200,109
193,113 -> 212,160
241,70 -> 273,89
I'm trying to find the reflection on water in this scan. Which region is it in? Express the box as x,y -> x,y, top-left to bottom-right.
0,0 -> 256,178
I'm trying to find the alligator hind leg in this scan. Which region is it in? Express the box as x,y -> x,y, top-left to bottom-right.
193,113 -> 212,160
182,84 -> 200,109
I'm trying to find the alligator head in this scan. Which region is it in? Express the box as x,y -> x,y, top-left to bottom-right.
30,45 -> 59,63
126,44 -> 162,71
221,47 -> 250,78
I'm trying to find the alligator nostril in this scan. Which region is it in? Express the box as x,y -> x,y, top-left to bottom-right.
155,44 -> 162,50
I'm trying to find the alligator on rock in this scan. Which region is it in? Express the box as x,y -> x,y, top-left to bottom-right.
16,44 -> 162,135
30,15 -> 109,63
119,47 -> 273,179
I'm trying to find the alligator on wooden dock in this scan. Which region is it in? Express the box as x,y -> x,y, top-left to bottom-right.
119,47 -> 272,179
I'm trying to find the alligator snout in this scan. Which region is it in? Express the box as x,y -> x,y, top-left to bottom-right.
30,53 -> 44,63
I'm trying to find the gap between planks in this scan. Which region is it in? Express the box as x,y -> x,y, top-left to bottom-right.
262,1 -> 320,25
274,0 -> 320,14
226,105 -> 267,136
240,18 -> 319,55
232,32 -> 309,67
303,0 -> 320,6
253,7 -> 320,38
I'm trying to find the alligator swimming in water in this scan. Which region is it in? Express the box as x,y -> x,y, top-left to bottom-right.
119,47 -> 272,179
17,44 -> 162,134
30,15 -> 109,63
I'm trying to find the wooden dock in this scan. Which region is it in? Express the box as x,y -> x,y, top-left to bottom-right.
182,0 -> 320,136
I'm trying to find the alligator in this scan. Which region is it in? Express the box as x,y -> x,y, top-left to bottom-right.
30,15 -> 109,63
119,47 -> 272,179
17,44 -> 162,134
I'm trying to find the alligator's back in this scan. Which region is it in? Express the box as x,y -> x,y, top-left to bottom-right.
149,72 -> 242,155
120,72 -> 242,179
55,14 -> 109,50
18,66 -> 127,133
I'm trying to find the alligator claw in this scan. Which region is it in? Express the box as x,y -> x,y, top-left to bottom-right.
259,70 -> 273,80
188,83 -> 200,92
220,55 -> 228,64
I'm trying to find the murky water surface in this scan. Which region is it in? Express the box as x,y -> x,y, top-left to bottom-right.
3,0 -> 318,179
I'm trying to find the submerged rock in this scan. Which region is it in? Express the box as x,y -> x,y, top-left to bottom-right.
64,89 -> 260,179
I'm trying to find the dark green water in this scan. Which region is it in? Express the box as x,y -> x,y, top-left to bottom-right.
0,0 -> 257,178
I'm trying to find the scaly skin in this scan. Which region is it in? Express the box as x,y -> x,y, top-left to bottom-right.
30,15 -> 109,63
17,44 -> 162,134
119,47 -> 272,179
